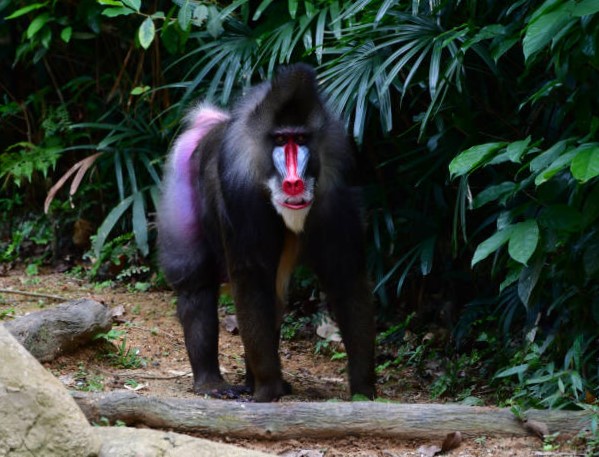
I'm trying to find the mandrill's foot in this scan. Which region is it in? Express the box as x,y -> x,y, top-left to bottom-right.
252,379 -> 292,402
211,384 -> 252,399
193,380 -> 252,399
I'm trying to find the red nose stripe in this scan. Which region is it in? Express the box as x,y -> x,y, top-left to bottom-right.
283,139 -> 304,196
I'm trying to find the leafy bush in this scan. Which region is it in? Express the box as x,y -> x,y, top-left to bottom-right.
448,1 -> 599,407
2,0 -> 599,409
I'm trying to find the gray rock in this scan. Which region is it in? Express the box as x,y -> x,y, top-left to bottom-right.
95,427 -> 275,457
0,304 -> 274,457
0,325 -> 101,457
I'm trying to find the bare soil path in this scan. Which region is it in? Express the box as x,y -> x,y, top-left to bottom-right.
0,271 -> 584,456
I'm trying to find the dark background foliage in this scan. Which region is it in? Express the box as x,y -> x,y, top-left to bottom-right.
1,0 -> 598,410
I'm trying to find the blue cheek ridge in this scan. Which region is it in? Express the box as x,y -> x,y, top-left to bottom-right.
273,146 -> 287,177
297,146 -> 309,177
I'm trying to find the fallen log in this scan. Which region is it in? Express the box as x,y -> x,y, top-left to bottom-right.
72,390 -> 592,440
4,298 -> 112,361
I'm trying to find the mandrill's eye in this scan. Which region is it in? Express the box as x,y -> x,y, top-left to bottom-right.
295,134 -> 307,145
274,134 -> 286,146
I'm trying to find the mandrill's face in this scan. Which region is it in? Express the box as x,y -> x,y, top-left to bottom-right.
266,128 -> 315,233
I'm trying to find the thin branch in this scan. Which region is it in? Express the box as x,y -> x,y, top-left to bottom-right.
118,371 -> 192,381
91,366 -> 192,380
0,81 -> 32,141
125,323 -> 180,341
0,289 -> 67,301
42,57 -> 65,105
108,44 -> 134,102
534,454 -> 585,456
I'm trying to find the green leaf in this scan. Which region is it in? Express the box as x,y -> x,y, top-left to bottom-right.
130,85 -> 150,95
27,12 -> 51,39
500,266 -> 522,293
570,372 -> 583,395
161,21 -> 178,54
506,136 -> 531,163
314,8 -> 327,64
523,2 -> 575,61
530,139 -> 568,173
571,144 -> 599,182
304,0 -> 316,18
97,0 -> 124,5
471,226 -> 514,267
495,364 -> 529,378
473,182 -> 517,209
149,185 -> 160,212
375,0 -> 396,23
60,26 -> 72,43
177,2 -> 192,29
132,192 -> 149,256
508,220 -> 539,265
252,0 -> 275,20
5,3 -> 47,20
102,7 -> 134,17
518,256 -> 543,308
558,377 -> 565,393
526,372 -> 558,385
40,26 -> 51,49
93,196 -> 134,259
217,0 -> 247,20
528,0 -> 565,23
140,153 -> 161,186
288,0 -> 298,18
329,1 -> 341,39
490,36 -> 519,62
534,149 -> 577,185
419,237 -> 435,276
206,5 -> 224,37
449,142 -> 506,178
539,205 -> 582,232
429,39 -> 442,99
573,0 -> 599,16
468,24 -> 506,46
138,17 -> 155,49
122,0 -> 140,11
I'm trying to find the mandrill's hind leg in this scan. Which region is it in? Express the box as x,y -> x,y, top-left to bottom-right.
170,262 -> 252,397
159,240 -> 225,393
176,280 -> 224,392
169,255 -> 252,398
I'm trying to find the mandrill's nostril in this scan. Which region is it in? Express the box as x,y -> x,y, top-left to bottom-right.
283,178 -> 304,196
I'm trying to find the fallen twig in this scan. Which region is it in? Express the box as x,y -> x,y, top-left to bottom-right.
0,288 -> 68,301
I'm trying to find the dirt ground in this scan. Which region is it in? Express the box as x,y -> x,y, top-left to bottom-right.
0,271 -> 586,456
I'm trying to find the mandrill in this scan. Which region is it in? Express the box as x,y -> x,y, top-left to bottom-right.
158,63 -> 375,402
